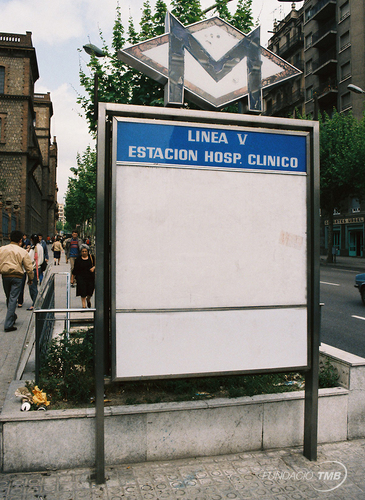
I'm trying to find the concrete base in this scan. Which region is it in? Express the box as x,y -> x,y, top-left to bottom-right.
320,343 -> 365,439
1,343 -> 364,473
0,381 -> 348,473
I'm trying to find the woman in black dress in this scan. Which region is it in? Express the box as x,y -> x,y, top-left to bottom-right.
70,245 -> 95,308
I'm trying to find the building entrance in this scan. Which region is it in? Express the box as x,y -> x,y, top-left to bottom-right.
349,229 -> 363,257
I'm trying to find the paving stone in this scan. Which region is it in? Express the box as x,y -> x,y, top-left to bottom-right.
3,440 -> 363,500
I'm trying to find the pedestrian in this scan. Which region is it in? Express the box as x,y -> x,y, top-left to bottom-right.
22,234 -> 31,250
17,234 -> 31,308
64,230 -> 83,286
27,234 -> 44,311
70,245 -> 95,308
38,234 -> 49,283
51,236 -> 63,265
0,230 -> 34,332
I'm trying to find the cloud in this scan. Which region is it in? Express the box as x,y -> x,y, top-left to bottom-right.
35,81 -> 93,202
1,0 -> 118,44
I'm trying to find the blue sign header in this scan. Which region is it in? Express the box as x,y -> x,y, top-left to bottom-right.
117,120 -> 307,174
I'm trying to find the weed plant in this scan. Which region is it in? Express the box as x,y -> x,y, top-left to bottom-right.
39,329 -> 94,404
38,329 -> 340,408
319,358 -> 339,388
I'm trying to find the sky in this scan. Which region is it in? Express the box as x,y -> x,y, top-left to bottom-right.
1,0 -> 297,203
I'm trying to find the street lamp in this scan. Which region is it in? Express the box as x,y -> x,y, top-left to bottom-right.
83,42 -> 107,485
82,44 -> 106,122
348,84 -> 365,94
83,43 -> 105,58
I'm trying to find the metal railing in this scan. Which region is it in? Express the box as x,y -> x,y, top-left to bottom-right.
34,308 -> 95,384
33,274 -> 55,384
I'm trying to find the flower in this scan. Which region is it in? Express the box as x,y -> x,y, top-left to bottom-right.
15,385 -> 50,411
32,386 -> 50,406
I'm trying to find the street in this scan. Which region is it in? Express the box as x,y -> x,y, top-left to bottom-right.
320,265 -> 365,358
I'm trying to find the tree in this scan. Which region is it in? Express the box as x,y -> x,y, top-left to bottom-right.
64,146 -> 96,233
320,110 -> 365,262
78,0 -> 255,135
73,0 -> 254,228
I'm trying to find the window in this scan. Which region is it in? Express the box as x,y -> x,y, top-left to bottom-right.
306,86 -> 313,101
0,66 -> 4,93
340,61 -> 351,81
305,8 -> 312,22
351,198 -> 360,213
0,114 -> 6,143
305,59 -> 312,75
340,31 -> 350,51
341,92 -> 351,110
340,1 -> 350,21
305,33 -> 312,49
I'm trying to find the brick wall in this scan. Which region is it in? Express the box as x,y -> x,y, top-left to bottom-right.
0,32 -> 57,236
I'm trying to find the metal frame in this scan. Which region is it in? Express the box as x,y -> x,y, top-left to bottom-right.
34,307 -> 96,383
95,103 -> 320,482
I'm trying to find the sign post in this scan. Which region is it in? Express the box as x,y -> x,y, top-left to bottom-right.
95,103 -> 320,480
94,12 -> 320,483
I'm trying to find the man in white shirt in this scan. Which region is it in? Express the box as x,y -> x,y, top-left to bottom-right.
0,230 -> 34,331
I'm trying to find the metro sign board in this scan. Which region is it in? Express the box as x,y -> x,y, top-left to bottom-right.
118,13 -> 302,111
117,120 -> 307,174
110,109 -> 315,380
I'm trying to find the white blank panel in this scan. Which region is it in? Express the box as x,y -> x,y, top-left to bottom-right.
115,308 -> 308,379
115,165 -> 307,310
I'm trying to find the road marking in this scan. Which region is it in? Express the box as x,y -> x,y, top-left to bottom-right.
320,281 -> 340,286
352,315 -> 365,321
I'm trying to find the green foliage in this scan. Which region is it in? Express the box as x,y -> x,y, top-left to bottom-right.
39,329 -> 94,404
319,358 -> 339,388
171,0 -> 202,25
38,338 -> 339,407
231,0 -> 254,33
320,110 -> 365,211
64,146 -> 96,229
212,0 -> 232,22
319,109 -> 365,261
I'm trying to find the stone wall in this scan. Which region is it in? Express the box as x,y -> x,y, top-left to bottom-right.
0,32 -> 57,237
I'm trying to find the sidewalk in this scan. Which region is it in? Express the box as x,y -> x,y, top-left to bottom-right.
320,254 -> 365,273
1,439 -> 365,499
0,253 -> 83,411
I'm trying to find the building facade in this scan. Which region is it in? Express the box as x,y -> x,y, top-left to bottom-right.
263,7 -> 305,118
0,31 -> 58,242
265,0 -> 365,256
57,203 -> 66,227
265,0 -> 365,121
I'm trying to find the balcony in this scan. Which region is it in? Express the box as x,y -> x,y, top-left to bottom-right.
264,89 -> 304,116
312,21 -> 337,49
292,59 -> 305,72
312,48 -> 337,76
307,0 -> 336,22
0,32 -> 32,47
277,33 -> 304,59
314,78 -> 338,107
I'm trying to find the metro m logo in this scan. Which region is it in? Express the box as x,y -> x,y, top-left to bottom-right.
118,13 -> 301,112
166,14 -> 262,110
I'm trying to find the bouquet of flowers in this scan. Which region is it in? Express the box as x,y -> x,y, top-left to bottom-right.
15,385 -> 50,411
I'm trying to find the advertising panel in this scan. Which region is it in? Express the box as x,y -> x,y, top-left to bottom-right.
112,115 -> 311,380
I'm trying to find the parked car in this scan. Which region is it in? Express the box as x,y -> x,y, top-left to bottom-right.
355,273 -> 365,305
